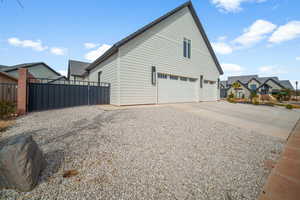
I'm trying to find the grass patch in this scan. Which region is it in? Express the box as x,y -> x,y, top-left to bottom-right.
0,120 -> 15,134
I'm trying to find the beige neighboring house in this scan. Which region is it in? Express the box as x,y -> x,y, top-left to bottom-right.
221,75 -> 294,98
66,2 -> 223,105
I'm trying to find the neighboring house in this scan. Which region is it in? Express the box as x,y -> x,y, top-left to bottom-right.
69,1 -> 223,105
0,62 -> 66,82
68,60 -> 89,81
221,75 -> 294,98
0,71 -> 18,83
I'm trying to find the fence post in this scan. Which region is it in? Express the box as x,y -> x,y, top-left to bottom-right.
17,68 -> 28,115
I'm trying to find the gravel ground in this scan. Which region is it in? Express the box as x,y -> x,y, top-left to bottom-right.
0,105 -> 284,200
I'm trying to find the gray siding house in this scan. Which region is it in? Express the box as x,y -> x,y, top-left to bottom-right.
0,62 -> 64,81
69,1 -> 223,105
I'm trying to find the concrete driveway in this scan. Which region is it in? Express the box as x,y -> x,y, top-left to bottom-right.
170,101 -> 300,139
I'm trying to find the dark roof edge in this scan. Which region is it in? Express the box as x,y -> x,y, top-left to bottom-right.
246,77 -> 261,85
236,80 -> 251,92
85,1 -> 223,74
257,78 -> 285,90
5,62 -> 61,76
0,71 -> 18,81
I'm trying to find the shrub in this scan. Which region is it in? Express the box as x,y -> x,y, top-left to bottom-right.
286,104 -> 293,109
253,99 -> 259,105
0,101 -> 16,119
228,93 -> 234,99
264,102 -> 274,107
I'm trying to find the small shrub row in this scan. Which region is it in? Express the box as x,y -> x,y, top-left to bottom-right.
0,101 -> 16,119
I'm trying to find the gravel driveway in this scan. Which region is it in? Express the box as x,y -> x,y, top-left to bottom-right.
0,104 -> 285,200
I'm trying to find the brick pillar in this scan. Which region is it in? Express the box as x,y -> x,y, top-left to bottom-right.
17,68 -> 28,115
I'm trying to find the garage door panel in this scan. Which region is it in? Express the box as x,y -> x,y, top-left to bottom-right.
158,74 -> 197,103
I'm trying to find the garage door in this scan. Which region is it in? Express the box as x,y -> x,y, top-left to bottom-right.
202,80 -> 217,101
157,73 -> 197,103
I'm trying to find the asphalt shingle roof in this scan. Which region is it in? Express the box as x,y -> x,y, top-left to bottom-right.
68,60 -> 90,77
279,80 -> 294,90
227,75 -> 258,85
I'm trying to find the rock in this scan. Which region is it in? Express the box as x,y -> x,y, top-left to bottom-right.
0,135 -> 45,192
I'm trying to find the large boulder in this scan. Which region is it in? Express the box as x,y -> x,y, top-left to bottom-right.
0,135 -> 45,192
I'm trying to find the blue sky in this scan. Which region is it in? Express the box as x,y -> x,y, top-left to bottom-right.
0,0 -> 299,87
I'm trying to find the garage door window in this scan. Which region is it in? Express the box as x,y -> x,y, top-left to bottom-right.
180,77 -> 187,81
158,73 -> 168,79
170,75 -> 179,80
189,78 -> 197,82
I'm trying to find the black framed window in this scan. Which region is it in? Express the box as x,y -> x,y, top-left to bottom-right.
151,66 -> 156,85
200,75 -> 203,88
98,71 -> 102,84
183,38 -> 191,59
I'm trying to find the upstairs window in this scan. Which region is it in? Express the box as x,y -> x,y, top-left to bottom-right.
183,38 -> 191,59
98,71 -> 102,84
250,84 -> 257,91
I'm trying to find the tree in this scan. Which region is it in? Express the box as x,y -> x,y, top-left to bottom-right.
232,82 -> 241,98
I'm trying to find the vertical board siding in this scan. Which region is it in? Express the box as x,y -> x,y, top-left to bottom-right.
0,83 -> 17,103
28,83 -> 109,112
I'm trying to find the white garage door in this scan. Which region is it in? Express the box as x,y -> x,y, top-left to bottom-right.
158,73 -> 197,103
202,80 -> 217,101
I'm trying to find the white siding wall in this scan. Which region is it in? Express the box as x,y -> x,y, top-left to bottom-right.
87,54 -> 119,105
118,7 -> 220,105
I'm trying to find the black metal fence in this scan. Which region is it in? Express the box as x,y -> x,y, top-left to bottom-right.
0,83 -> 17,103
27,78 -> 110,112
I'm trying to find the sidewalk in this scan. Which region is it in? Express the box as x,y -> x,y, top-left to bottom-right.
258,119 -> 300,200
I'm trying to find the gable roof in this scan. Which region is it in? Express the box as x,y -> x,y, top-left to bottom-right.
257,76 -> 279,83
257,78 -> 285,90
68,60 -> 90,78
231,80 -> 252,92
0,71 -> 18,81
85,1 -> 223,75
279,80 -> 294,90
227,75 -> 258,85
246,77 -> 261,85
0,62 -> 61,76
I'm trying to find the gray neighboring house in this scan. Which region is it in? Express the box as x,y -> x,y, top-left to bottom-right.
221,75 -> 294,98
0,62 -> 65,81
67,60 -> 90,81
67,1 -> 223,105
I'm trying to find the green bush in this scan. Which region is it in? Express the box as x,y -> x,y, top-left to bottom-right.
286,104 -> 293,109
0,101 -> 16,119
253,99 -> 259,105
228,93 -> 234,99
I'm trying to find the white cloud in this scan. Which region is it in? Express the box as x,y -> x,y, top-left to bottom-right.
296,57 -> 300,61
269,21 -> 300,43
234,20 -> 277,47
222,63 -> 244,72
258,65 -> 287,76
217,36 -> 227,41
58,70 -> 68,76
84,44 -> 111,62
50,47 -> 66,55
212,42 -> 233,55
7,37 -> 48,51
211,0 -> 267,13
84,42 -> 98,49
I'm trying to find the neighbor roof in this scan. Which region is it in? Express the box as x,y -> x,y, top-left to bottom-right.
85,1 -> 223,75
0,62 -> 61,76
227,75 -> 258,85
68,60 -> 90,77
279,80 -> 294,90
